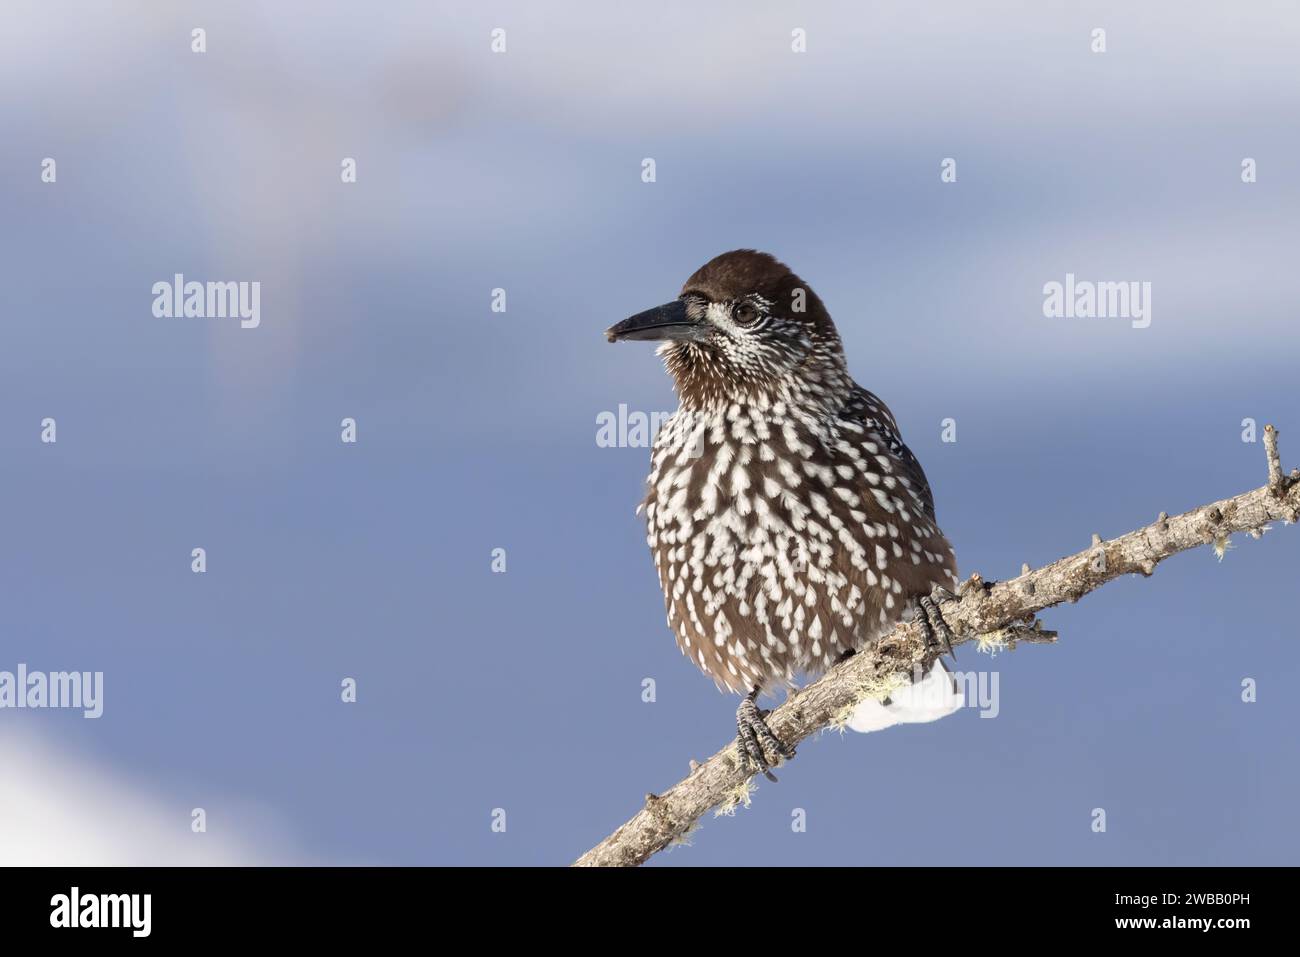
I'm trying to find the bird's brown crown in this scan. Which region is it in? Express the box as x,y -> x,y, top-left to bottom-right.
681,250 -> 828,327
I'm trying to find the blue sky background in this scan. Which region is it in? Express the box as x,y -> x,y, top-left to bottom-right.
1,1 -> 1297,865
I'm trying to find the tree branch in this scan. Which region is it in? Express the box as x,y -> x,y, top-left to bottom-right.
574,426 -> 1300,867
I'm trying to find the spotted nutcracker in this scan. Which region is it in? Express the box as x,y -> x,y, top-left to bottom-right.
606,250 -> 963,778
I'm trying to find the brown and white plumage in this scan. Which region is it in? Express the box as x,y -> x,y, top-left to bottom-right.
611,249 -> 959,716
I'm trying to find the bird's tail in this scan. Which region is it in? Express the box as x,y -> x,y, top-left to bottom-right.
846,659 -> 962,734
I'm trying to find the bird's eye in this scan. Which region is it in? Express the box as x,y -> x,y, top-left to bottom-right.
733,302 -> 759,325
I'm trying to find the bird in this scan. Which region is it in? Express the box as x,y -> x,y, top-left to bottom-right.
606,250 -> 963,779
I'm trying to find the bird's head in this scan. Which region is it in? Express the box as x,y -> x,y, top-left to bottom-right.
605,250 -> 845,408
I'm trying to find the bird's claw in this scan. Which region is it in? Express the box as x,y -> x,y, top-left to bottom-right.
918,588 -> 958,659
736,690 -> 794,782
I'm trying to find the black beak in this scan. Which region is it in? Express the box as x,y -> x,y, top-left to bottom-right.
605,299 -> 702,343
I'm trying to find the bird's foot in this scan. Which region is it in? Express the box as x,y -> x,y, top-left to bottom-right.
735,689 -> 795,783
918,586 -> 958,659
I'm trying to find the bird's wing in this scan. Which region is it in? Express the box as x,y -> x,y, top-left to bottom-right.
851,386 -> 937,521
